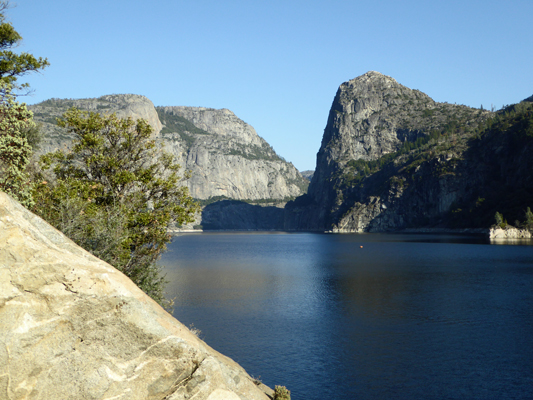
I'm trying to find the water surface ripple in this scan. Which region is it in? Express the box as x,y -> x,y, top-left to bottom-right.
160,233 -> 533,400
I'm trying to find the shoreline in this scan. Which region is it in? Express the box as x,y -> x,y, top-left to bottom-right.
169,227 -> 533,241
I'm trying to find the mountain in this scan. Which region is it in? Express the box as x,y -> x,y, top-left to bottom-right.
285,71 -> 533,232
156,106 -> 307,201
30,94 -> 163,154
29,95 -> 309,229
300,170 -> 314,181
29,76 -> 533,233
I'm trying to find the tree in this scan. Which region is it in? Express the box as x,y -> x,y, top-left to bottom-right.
0,1 -> 48,206
0,1 -> 49,93
33,109 -> 200,306
0,84 -> 34,206
494,211 -> 504,227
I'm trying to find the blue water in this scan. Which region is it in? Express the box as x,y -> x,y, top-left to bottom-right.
160,233 -> 533,400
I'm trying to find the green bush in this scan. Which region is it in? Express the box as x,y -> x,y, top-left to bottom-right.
273,385 -> 290,400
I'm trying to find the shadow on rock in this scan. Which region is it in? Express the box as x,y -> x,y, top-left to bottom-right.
201,200 -> 285,230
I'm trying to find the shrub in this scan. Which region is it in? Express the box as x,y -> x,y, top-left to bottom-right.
274,385 -> 291,400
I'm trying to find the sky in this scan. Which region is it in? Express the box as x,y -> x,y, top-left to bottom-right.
9,0 -> 533,171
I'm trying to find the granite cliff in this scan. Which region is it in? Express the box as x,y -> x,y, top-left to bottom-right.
30,94 -> 163,154
157,106 -> 307,201
285,71 -> 533,232
30,95 -> 308,230
0,191 -> 274,399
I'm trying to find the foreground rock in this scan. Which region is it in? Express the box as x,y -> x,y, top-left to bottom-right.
0,192 -> 273,400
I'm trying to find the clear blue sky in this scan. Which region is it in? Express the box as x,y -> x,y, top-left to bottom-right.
10,0 -> 533,171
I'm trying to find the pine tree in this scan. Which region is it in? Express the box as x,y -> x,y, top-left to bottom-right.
0,1 -> 48,206
525,207 -> 533,230
494,211 -> 504,227
0,85 -> 34,206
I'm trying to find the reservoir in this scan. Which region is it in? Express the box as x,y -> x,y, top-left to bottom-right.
160,232 -> 533,400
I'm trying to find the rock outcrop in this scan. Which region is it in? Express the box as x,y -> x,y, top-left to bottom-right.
489,227 -> 532,239
285,71 -> 533,232
0,192 -> 273,400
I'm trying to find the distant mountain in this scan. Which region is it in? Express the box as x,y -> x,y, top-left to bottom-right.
30,95 -> 308,205
30,94 -> 310,230
300,170 -> 314,181
29,94 -> 163,155
31,77 -> 533,233
156,106 -> 308,201
285,71 -> 533,232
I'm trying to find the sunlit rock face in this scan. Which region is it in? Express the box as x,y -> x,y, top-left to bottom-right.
30,96 -> 308,203
286,71 -> 533,232
157,106 -> 308,201
29,94 -> 163,155
0,192 -> 273,400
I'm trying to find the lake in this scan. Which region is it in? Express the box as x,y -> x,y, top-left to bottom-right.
159,232 -> 533,400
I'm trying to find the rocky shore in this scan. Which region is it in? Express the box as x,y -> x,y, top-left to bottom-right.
489,226 -> 532,239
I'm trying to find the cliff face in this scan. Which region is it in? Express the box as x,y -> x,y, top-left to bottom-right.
30,96 -> 308,230
286,71 -> 532,232
0,192 -> 273,399
30,96 -> 307,203
157,106 -> 307,201
201,200 -> 285,231
30,94 -> 163,155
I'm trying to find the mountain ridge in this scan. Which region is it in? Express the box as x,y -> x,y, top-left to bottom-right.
27,74 -> 532,233
29,95 -> 308,204
285,71 -> 532,233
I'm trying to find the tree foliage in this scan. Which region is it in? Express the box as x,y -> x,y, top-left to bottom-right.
494,211 -> 509,229
0,83 -> 34,206
33,109 -> 200,306
0,1 -> 48,206
524,207 -> 533,230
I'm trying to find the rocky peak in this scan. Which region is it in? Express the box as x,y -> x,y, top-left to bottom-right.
156,106 -> 308,201
301,71 -> 490,231
159,106 -> 263,146
321,71 -> 436,163
98,94 -> 163,134
30,94 -> 162,155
